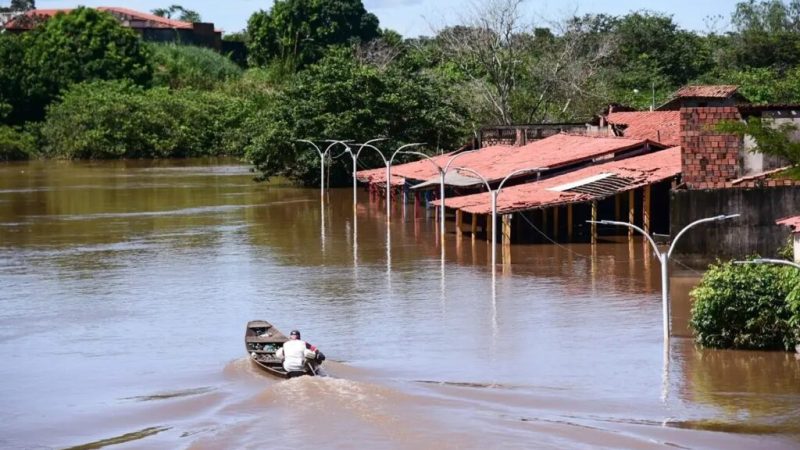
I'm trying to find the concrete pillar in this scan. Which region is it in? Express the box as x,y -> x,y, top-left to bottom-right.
628,190 -> 635,241
643,185 -> 651,235
502,214 -> 512,246
794,234 -> 800,263
553,207 -> 559,240
502,214 -> 512,265
567,204 -> 573,241
456,210 -> 463,235
471,213 -> 478,240
591,201 -> 598,245
542,208 -> 548,234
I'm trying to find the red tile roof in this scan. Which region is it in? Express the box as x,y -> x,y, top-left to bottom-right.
99,6 -> 194,29
674,85 -> 739,98
777,216 -> 800,232
437,147 -> 682,214
6,7 -> 194,30
356,133 -> 654,186
606,111 -> 680,146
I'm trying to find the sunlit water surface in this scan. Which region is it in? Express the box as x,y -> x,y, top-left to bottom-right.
0,159 -> 798,449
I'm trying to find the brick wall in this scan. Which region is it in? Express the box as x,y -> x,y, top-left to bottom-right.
680,107 -> 742,189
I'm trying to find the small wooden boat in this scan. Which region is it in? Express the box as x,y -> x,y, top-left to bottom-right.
245,320 -> 321,378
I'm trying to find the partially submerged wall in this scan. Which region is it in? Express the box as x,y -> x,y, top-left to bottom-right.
670,186 -> 800,266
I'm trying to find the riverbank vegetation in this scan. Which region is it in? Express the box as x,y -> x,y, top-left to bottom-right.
3,1 -> 800,184
690,260 -> 800,350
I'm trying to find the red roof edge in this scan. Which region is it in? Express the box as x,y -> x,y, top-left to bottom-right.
777,215 -> 800,232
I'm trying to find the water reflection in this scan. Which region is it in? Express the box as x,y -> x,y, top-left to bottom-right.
1,159 -> 799,448
673,338 -> 800,434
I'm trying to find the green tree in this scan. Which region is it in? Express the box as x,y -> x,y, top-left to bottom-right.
690,260 -> 797,350
0,34 -> 25,123
728,0 -> 800,70
701,66 -> 800,104
246,0 -> 380,68
245,47 -> 469,185
20,7 -> 152,122
0,0 -> 35,12
717,116 -> 800,167
41,80 -> 252,159
613,11 -> 711,85
0,125 -> 36,161
152,4 -> 202,23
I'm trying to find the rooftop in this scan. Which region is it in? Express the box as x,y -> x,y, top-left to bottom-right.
5,7 -> 196,30
356,133 -> 658,187
674,85 -> 740,98
606,110 -> 680,146
436,146 -> 682,215
777,216 -> 800,233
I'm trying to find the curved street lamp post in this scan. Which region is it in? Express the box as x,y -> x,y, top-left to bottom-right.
452,166 -> 548,269
734,258 -> 800,271
297,139 -> 352,200
347,138 -> 389,210
401,150 -> 478,238
385,143 -> 425,221
588,214 -> 739,343
348,142 -> 423,222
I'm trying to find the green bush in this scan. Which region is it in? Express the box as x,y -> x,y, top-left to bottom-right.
690,260 -> 798,351
0,125 -> 37,161
20,7 -> 152,122
149,43 -> 242,90
41,80 -> 253,159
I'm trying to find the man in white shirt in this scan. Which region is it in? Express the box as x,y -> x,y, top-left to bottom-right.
276,330 -> 317,378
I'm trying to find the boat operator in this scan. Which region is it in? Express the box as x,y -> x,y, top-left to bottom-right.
276,330 -> 320,378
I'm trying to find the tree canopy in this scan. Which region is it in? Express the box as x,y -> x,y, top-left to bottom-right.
152,4 -> 202,23
18,7 -> 152,122
246,0 -> 380,68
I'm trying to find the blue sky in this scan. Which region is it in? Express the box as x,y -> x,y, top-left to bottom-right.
30,0 -> 745,36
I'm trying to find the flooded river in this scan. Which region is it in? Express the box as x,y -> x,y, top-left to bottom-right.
1,159 -> 798,449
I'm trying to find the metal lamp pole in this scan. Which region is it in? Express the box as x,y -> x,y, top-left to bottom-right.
351,142 -> 423,222
452,167 -> 548,269
348,138 -> 389,210
735,258 -> 800,271
588,213 -> 739,343
385,143 -> 424,221
400,150 -> 478,238
297,139 -> 351,200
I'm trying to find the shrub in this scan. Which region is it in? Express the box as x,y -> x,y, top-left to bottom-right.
0,125 -> 37,161
21,7 -> 152,121
690,260 -> 798,351
149,43 -> 242,90
41,80 -> 253,159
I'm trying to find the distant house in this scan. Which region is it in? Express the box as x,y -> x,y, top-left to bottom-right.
4,6 -> 223,51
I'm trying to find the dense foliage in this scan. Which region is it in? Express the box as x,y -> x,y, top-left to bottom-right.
246,0 -> 380,68
690,260 -> 800,350
717,117 -> 800,167
4,1 -> 800,183
149,43 -> 243,90
151,4 -> 201,23
243,47 -> 469,184
0,126 -> 37,161
41,81 -> 251,159
17,7 -> 152,122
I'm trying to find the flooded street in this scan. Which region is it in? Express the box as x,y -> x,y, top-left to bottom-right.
1,159 -> 798,449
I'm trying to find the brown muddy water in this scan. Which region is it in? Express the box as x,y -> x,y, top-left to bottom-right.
0,159 -> 798,449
